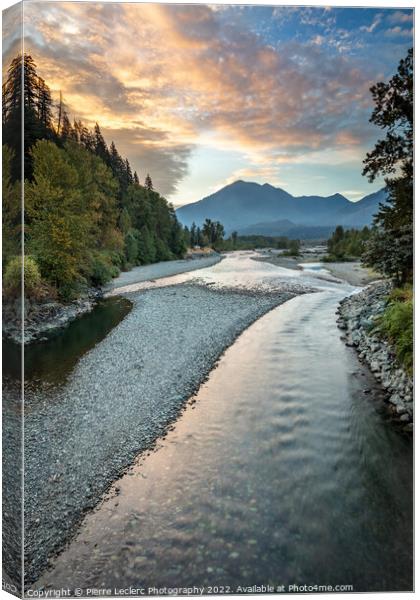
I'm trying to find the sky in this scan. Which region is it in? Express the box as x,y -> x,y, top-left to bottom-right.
2,2 -> 414,206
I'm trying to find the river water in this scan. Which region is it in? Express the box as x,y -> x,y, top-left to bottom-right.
35,253 -> 413,593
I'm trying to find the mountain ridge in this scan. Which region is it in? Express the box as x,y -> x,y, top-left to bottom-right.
176,180 -> 387,235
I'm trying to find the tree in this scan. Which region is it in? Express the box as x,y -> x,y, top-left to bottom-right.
2,53 -> 191,298
145,173 -> 153,190
190,222 -> 197,246
60,112 -> 73,142
231,231 -> 238,248
362,48 -> 413,284
37,77 -> 53,129
93,123 -> 110,164
286,239 -> 301,257
25,141 -> 90,296
202,218 -> 224,246
2,145 -> 21,262
2,54 -> 55,180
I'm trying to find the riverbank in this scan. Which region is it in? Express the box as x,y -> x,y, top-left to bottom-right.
34,288 -> 413,594
23,280 -> 305,586
337,281 -> 413,431
257,253 -> 379,287
2,255 -> 222,345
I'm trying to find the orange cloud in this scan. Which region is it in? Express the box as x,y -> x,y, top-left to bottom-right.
3,2 -> 386,198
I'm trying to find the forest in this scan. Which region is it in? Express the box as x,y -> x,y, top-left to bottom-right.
324,226 -> 371,262
2,54 -> 190,300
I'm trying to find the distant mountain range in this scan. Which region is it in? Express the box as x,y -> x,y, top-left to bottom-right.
176,181 -> 387,239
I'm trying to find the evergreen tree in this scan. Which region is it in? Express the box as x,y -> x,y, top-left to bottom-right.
2,53 -> 191,298
37,77 -> 53,129
190,222 -> 197,246
93,123 -> 110,164
124,158 -> 133,188
2,54 -> 55,180
60,112 -> 72,142
362,48 -> 413,284
145,173 -> 153,190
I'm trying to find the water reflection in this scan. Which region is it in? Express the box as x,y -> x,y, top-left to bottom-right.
37,292 -> 413,593
3,297 -> 132,387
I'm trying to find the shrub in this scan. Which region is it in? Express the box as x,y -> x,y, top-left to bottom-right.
377,286 -> 413,375
89,253 -> 120,286
3,255 -> 42,297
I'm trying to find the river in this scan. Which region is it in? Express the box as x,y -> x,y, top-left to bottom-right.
34,253 -> 413,593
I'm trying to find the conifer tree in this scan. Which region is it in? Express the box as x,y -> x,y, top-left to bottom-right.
93,123 -> 110,164
145,173 -> 153,190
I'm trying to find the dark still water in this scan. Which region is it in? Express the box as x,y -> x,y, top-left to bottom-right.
3,297 -> 132,387
37,291 -> 413,593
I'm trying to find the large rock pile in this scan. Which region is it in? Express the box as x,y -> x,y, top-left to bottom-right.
337,281 -> 413,431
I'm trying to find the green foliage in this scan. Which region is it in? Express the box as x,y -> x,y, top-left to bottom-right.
90,252 -> 120,286
4,255 -> 42,297
25,141 -> 92,297
124,230 -> 139,266
325,226 -> 371,261
376,286 -> 413,375
202,218 -> 225,248
2,145 -> 21,263
362,48 -> 413,284
2,54 -> 189,300
284,239 -> 301,257
216,234 -> 301,252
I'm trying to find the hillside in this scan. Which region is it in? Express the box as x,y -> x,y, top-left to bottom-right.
176,181 -> 386,235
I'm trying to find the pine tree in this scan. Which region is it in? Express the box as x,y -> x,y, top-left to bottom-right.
2,54 -> 54,180
145,173 -> 153,190
60,112 -> 72,142
124,158 -> 133,187
93,123 -> 110,164
37,77 -> 53,129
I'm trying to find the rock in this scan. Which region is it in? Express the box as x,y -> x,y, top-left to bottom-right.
336,280 -> 412,431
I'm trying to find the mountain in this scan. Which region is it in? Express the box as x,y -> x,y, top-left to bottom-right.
176,180 -> 387,235
238,220 -> 339,240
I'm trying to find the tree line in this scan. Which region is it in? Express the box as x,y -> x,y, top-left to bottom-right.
324,226 -> 371,262
2,54 -> 189,300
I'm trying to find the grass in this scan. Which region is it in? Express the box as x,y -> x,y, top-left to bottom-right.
376,284 -> 413,376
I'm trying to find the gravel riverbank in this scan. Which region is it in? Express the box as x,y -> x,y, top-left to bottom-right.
105,254 -> 221,291
23,281 -> 304,586
257,254 -> 379,287
337,281 -> 413,431
3,256 -> 222,345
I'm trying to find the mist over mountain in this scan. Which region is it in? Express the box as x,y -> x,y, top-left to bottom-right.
176,181 -> 387,236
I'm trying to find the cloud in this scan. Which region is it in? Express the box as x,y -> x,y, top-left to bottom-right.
7,2 -> 388,199
384,26 -> 413,38
360,13 -> 382,33
388,11 -> 413,25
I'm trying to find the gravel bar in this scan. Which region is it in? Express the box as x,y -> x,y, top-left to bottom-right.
24,282 -> 303,585
105,255 -> 222,291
